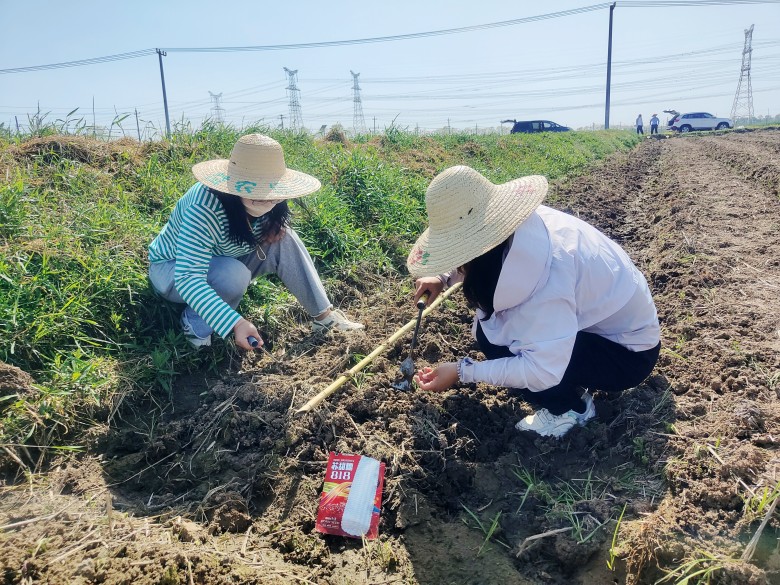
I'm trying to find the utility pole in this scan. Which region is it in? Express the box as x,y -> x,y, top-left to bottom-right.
350,70 -> 367,134
279,114 -> 285,130
155,49 -> 171,139
135,108 -> 141,141
731,24 -> 755,125
209,91 -> 225,125
283,67 -> 303,132
92,97 -> 96,138
373,116 -> 376,134
604,2 -> 616,130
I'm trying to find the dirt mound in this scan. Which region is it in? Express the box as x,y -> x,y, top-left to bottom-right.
9,135 -> 186,175
13,135 -> 145,167
2,130 -> 780,584
0,361 -> 35,398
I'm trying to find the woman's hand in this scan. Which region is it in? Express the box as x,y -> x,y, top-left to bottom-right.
233,318 -> 263,351
414,277 -> 444,305
414,363 -> 458,393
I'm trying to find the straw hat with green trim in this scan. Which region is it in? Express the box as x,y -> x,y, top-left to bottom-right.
407,166 -> 548,277
192,134 -> 321,200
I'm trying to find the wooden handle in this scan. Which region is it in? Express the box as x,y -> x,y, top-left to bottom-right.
416,291 -> 430,311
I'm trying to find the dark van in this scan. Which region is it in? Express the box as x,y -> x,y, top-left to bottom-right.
503,119 -> 571,134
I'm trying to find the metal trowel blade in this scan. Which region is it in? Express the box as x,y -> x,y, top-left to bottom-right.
391,379 -> 412,392
399,356 -> 414,378
391,356 -> 415,391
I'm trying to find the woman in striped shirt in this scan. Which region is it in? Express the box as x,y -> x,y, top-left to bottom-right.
148,134 -> 363,350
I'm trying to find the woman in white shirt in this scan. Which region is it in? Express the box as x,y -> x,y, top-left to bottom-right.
408,166 -> 660,438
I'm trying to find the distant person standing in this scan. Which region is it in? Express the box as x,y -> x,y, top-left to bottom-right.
635,114 -> 644,135
650,114 -> 660,135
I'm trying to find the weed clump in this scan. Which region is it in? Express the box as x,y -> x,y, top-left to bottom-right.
15,135 -> 144,168
324,125 -> 349,145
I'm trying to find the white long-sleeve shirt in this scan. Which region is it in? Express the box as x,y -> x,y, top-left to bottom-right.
458,205 -> 660,392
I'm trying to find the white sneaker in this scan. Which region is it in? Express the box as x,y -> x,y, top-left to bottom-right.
515,393 -> 596,438
312,308 -> 364,333
180,311 -> 211,348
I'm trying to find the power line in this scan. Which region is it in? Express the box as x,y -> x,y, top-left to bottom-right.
0,49 -> 156,74
620,0 -> 778,5
5,1 -> 780,131
0,5 -> 604,74
3,2 -> 761,75
3,0 -> 778,76
6,44 -> 777,121
160,5 -> 609,53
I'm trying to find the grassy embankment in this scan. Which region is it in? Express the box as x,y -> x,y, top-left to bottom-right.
0,125 -> 640,469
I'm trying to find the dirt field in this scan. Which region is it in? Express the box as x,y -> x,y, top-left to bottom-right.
2,129 -> 780,584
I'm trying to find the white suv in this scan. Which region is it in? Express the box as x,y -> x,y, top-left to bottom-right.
670,112 -> 732,132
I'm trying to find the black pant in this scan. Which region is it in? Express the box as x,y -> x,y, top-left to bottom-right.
636,125 -> 644,134
475,324 -> 660,415
650,124 -> 659,134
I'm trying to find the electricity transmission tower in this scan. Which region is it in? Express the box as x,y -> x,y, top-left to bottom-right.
350,70 -> 367,135
283,67 -> 303,132
731,24 -> 755,125
208,91 -> 225,125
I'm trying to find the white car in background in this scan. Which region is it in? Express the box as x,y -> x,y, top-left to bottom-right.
669,111 -> 733,132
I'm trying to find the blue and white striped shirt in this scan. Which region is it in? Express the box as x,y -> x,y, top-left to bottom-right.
149,183 -> 262,338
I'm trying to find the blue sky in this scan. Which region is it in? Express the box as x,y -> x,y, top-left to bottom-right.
1,1 -> 778,135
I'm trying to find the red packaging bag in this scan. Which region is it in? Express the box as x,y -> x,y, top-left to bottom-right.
315,452 -> 385,539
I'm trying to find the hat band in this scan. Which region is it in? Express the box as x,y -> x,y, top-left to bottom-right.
202,170 -> 282,196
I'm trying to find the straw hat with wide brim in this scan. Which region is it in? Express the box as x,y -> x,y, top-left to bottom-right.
407,166 -> 548,277
192,134 -> 321,200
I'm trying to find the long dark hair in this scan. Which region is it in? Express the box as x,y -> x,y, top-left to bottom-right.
210,188 -> 291,247
461,237 -> 511,319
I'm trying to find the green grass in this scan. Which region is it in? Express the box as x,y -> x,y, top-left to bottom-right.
743,483 -> 780,521
607,503 -> 628,571
510,464 -> 647,548
460,503 -> 511,556
654,549 -> 735,585
0,121 -> 641,467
